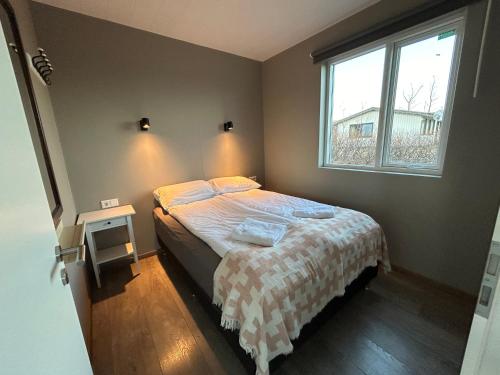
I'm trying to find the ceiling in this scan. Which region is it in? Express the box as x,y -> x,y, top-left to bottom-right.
33,0 -> 378,61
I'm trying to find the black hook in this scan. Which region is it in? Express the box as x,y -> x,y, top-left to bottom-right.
32,50 -> 47,66
31,47 -> 54,86
34,57 -> 50,70
39,65 -> 53,76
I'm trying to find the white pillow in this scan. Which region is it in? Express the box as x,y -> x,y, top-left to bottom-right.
153,180 -> 216,210
209,176 -> 261,194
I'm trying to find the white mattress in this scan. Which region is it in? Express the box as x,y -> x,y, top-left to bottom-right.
167,189 -> 333,258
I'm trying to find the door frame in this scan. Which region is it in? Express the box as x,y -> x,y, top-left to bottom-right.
0,0 -> 63,225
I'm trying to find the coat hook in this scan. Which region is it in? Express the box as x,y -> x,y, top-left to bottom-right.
31,47 -> 54,86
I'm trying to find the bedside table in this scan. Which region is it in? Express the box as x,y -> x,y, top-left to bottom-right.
77,205 -> 140,288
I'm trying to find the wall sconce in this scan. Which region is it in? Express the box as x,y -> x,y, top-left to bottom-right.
139,117 -> 150,131
223,121 -> 234,132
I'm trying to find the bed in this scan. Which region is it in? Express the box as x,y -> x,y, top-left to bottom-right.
153,183 -> 389,375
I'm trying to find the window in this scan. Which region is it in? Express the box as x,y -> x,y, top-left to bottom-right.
328,47 -> 385,166
320,13 -> 464,176
349,123 -> 374,138
420,117 -> 441,136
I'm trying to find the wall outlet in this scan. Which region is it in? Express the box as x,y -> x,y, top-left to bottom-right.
100,198 -> 119,209
249,176 -> 257,181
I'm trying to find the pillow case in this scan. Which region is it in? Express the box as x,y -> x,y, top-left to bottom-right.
153,180 -> 216,211
209,176 -> 261,194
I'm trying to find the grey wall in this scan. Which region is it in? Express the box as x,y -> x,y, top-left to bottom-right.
31,3 -> 265,255
263,0 -> 500,295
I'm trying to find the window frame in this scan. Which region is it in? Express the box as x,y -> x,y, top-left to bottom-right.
319,11 -> 466,177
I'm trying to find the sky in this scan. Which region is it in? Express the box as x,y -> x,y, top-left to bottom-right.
331,31 -> 456,121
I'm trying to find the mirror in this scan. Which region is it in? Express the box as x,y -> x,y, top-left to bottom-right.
0,0 -> 62,225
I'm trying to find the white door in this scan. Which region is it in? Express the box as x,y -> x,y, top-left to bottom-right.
461,210 -> 500,375
0,14 -> 92,375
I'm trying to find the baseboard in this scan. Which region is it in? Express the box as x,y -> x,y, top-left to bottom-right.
138,248 -> 159,259
391,264 -> 477,303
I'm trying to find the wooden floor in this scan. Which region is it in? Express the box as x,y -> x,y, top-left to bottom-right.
91,254 -> 475,375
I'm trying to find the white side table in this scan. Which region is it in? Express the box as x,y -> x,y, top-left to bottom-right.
77,205 -> 140,288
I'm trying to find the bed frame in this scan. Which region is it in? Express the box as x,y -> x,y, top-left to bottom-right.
157,236 -> 378,374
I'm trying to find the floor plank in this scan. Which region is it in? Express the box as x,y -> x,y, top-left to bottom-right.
146,256 -> 242,375
91,255 -> 475,375
105,261 -> 163,375
330,301 -> 460,375
91,287 -> 115,375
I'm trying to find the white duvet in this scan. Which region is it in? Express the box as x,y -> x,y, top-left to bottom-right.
167,189 -> 333,258
222,189 -> 334,218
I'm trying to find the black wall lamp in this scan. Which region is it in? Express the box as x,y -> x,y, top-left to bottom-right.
139,117 -> 151,131
223,121 -> 234,132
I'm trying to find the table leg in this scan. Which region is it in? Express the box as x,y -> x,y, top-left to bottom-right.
126,216 -> 140,272
86,229 -> 101,288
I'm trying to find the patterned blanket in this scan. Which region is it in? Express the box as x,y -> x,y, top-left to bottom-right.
213,207 -> 390,375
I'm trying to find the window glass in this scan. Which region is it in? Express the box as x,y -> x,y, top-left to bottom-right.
386,30 -> 457,167
329,48 -> 385,166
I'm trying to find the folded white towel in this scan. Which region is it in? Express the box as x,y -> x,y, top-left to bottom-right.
293,206 -> 335,219
231,218 -> 287,247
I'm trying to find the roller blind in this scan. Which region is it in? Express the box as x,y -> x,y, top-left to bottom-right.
310,0 -> 481,64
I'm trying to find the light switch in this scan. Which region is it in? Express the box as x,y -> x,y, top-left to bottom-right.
100,198 -> 119,209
